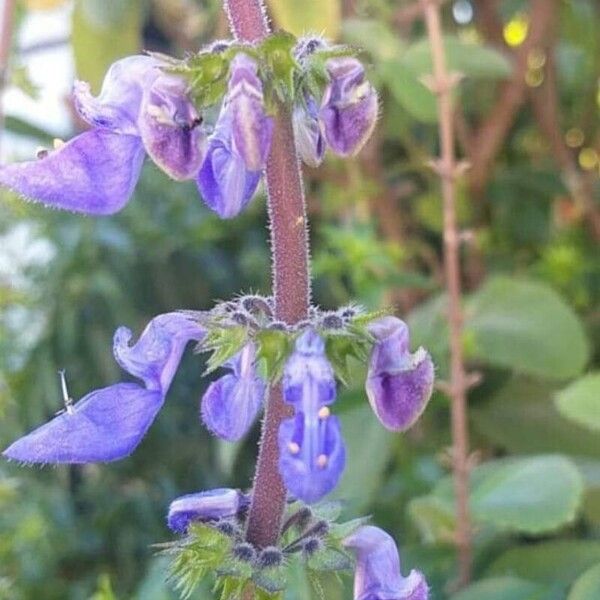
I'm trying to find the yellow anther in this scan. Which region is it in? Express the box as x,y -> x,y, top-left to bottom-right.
288,442 -> 300,455
316,454 -> 328,468
318,406 -> 330,420
53,138 -> 65,150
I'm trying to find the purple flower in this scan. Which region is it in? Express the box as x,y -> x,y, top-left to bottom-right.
293,96 -> 325,167
278,330 -> 345,504
3,312 -> 204,464
197,53 -> 272,219
167,488 -> 250,533
201,343 -> 265,441
320,57 -> 377,157
343,526 -> 429,600
0,56 -> 205,215
366,317 -> 434,432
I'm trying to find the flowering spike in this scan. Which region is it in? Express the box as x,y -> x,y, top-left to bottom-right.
320,57 -> 378,157
3,384 -> 163,464
0,130 -> 145,214
343,526 -> 429,600
200,343 -> 265,441
293,96 -> 325,167
366,317 -> 434,431
278,330 -> 345,504
113,312 -> 205,394
228,53 -> 273,171
167,488 -> 249,533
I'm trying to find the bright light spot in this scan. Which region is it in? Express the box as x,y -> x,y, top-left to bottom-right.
504,13 -> 529,47
452,0 -> 473,25
525,68 -> 544,87
579,148 -> 598,170
565,128 -> 584,148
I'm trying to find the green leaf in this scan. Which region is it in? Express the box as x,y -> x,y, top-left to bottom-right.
401,35 -> 512,80
255,329 -> 293,381
252,566 -> 287,594
379,60 -> 438,123
329,516 -> 370,541
72,0 -> 142,92
407,496 -> 455,544
451,577 -> 547,600
488,541 -> 600,590
333,405 -> 395,512
555,373 -> 600,432
342,19 -> 405,61
568,563 -> 600,600
267,0 -> 341,39
472,378 -> 600,458
466,277 -> 589,380
204,327 -> 248,374
259,32 -> 298,102
411,455 -> 583,537
307,547 -> 352,572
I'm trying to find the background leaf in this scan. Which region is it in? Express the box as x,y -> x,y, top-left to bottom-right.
72,0 -> 142,92
555,373 -> 600,432
466,277 -> 590,379
451,576 -> 547,600
267,0 -> 341,39
568,563 -> 600,600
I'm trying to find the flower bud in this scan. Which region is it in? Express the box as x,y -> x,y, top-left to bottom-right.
167,488 -> 249,533
293,96 -> 325,167
366,317 -> 434,431
320,57 -> 377,157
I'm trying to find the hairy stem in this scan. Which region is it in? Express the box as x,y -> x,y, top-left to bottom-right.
223,0 -> 311,549
420,0 -> 472,586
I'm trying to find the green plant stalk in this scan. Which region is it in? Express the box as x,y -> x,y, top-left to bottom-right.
222,0 -> 311,550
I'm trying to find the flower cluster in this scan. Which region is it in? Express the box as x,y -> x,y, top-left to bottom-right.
0,41 -> 377,220
164,488 -> 428,599
3,299 -> 433,508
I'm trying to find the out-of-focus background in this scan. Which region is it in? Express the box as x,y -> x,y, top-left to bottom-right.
0,1 -> 599,598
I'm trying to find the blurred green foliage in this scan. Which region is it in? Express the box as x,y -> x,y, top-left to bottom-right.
1,0 -> 600,599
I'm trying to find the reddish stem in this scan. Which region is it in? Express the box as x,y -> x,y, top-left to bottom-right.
420,0 -> 473,586
0,0 -> 16,155
222,0 -> 310,549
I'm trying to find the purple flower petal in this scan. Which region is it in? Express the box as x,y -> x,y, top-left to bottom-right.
0,130 -> 145,214
73,55 -> 160,134
138,75 -> 205,180
283,329 -> 336,409
113,312 -> 205,394
228,53 -> 273,171
320,57 -> 378,157
343,526 -> 429,600
293,96 -> 325,167
366,317 -> 434,432
196,135 -> 261,219
278,412 -> 345,504
167,488 -> 250,533
2,383 -> 163,464
201,344 -> 265,441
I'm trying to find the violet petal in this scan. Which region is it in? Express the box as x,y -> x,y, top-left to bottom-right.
113,312 -> 205,394
343,526 -> 429,600
228,53 -> 273,171
320,57 -> 377,157
2,383 -> 163,464
167,488 -> 249,533
293,96 -> 325,167
0,130 -> 145,215
366,317 -> 434,431
73,55 -> 160,134
196,136 -> 261,219
139,75 -> 205,180
278,412 -> 345,504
